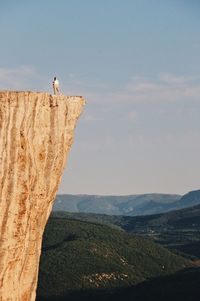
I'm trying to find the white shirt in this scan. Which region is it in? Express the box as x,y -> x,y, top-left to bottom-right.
53,79 -> 59,87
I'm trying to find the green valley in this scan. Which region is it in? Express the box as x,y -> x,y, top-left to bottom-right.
36,216 -> 191,301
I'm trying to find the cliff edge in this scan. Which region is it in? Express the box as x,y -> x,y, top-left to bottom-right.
0,91 -> 85,301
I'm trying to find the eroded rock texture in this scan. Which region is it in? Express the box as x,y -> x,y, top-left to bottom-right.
0,91 -> 85,301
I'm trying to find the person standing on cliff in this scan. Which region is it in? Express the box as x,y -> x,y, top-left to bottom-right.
53,77 -> 60,95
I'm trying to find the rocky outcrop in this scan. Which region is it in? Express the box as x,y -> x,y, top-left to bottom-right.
0,91 -> 85,301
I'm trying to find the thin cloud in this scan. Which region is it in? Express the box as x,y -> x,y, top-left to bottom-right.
111,74 -> 200,103
0,65 -> 46,91
126,111 -> 138,123
69,73 -> 200,105
159,74 -> 195,84
1,69 -> 199,105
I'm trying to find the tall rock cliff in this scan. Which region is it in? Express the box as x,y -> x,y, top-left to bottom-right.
0,91 -> 85,301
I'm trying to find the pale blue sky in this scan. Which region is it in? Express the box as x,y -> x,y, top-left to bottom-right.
0,1 -> 200,195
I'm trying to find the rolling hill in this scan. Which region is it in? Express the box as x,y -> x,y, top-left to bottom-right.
52,199 -> 200,260
53,190 -> 200,216
36,217 -> 190,301
53,193 -> 181,216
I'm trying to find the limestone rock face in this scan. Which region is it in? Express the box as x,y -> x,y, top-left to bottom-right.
0,91 -> 85,301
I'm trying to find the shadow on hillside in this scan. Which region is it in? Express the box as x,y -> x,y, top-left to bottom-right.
36,267 -> 200,301
42,234 -> 77,251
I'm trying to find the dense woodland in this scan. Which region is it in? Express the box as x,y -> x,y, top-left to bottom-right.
36,208 -> 200,301
36,191 -> 200,300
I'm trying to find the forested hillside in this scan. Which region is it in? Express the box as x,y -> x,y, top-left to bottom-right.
37,217 -> 190,300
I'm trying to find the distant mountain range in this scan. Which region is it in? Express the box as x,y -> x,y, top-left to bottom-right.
53,189 -> 200,216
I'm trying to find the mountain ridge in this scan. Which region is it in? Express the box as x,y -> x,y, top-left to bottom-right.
53,189 -> 200,216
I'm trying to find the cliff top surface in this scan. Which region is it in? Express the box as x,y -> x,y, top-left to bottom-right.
0,90 -> 84,98
0,91 -> 86,107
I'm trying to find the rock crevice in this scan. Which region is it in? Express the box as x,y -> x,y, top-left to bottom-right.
0,91 -> 85,301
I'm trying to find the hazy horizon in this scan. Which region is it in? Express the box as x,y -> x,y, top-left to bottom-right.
56,191 -> 189,197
